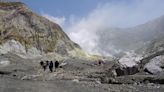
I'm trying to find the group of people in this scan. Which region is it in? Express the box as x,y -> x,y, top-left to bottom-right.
40,60 -> 59,72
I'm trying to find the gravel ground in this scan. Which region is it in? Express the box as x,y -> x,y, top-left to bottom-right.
1,76 -> 164,92
0,53 -> 164,92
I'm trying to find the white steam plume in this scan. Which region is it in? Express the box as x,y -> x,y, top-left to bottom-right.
67,0 -> 164,56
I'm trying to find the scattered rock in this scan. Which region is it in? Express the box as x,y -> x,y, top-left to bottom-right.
96,80 -> 101,84
72,79 -> 79,83
100,77 -> 121,84
0,70 -> 11,75
59,62 -> 67,68
0,60 -> 10,67
21,75 -> 40,80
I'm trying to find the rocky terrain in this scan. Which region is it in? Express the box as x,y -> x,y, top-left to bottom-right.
0,2 -> 164,92
1,52 -> 164,92
96,15 -> 164,57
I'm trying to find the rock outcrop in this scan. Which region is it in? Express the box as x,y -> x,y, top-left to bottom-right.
0,2 -> 80,58
144,55 -> 164,74
113,52 -> 142,76
113,50 -> 164,76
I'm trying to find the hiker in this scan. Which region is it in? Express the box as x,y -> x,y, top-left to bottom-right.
40,61 -> 47,71
40,61 -> 44,68
55,60 -> 59,69
46,60 -> 49,66
49,61 -> 54,72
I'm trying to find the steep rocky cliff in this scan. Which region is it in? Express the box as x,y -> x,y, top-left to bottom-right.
0,2 -> 80,58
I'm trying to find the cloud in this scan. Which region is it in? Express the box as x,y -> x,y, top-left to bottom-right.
42,13 -> 66,27
67,0 -> 164,56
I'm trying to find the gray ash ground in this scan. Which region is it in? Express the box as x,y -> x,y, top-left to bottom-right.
0,53 -> 164,92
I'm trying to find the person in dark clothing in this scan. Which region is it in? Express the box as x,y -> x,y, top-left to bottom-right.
49,61 -> 54,72
43,60 -> 50,71
40,61 -> 44,67
46,60 -> 49,66
55,61 -> 59,69
40,61 -> 46,71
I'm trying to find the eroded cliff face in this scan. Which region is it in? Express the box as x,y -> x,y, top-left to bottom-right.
0,2 -> 80,58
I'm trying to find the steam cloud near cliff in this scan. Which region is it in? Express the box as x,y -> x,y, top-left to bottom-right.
43,0 -> 164,56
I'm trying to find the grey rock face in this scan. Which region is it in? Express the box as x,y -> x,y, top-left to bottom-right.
0,2 -> 80,56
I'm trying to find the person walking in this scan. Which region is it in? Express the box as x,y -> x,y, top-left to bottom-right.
49,61 -> 54,72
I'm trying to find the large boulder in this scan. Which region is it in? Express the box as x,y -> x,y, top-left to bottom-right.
115,65 -> 139,76
115,52 -> 143,76
144,55 -> 164,74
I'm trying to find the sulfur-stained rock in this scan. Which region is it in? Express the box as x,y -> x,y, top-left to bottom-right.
0,2 -> 80,58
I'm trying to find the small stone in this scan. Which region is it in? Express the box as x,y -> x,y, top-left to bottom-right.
96,80 -> 101,84
72,79 -> 79,83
